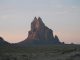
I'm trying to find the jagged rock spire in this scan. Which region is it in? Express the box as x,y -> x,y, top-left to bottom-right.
18,17 -> 61,46
54,35 -> 60,43
38,17 -> 45,27
31,17 -> 45,31
31,17 -> 37,32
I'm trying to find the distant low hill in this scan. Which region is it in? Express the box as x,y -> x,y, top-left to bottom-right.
0,37 -> 10,46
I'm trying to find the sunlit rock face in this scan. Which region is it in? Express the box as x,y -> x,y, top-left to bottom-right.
18,17 -> 61,46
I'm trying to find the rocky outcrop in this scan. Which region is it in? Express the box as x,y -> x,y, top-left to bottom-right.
18,17 -> 61,46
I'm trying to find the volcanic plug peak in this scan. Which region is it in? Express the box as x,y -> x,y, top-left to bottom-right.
19,17 -> 61,46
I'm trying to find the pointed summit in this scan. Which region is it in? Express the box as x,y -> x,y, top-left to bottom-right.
34,17 -> 37,21
31,17 -> 45,31
38,17 -> 43,22
37,17 -> 45,26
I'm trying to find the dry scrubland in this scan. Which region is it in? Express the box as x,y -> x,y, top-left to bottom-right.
0,44 -> 80,60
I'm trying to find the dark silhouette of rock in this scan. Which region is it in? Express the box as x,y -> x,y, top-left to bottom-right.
0,37 -> 10,46
18,17 -> 61,46
54,35 -> 60,43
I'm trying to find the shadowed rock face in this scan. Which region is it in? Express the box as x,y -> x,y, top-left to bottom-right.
18,17 -> 61,46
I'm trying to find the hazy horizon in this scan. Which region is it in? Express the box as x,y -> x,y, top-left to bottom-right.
0,0 -> 80,44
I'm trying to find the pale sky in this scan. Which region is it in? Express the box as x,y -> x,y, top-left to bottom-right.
0,0 -> 80,44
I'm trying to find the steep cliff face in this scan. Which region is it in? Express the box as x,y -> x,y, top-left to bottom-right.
18,17 -> 61,46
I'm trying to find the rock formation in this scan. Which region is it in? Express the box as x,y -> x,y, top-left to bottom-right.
0,37 -> 10,46
27,17 -> 54,41
18,17 -> 61,46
